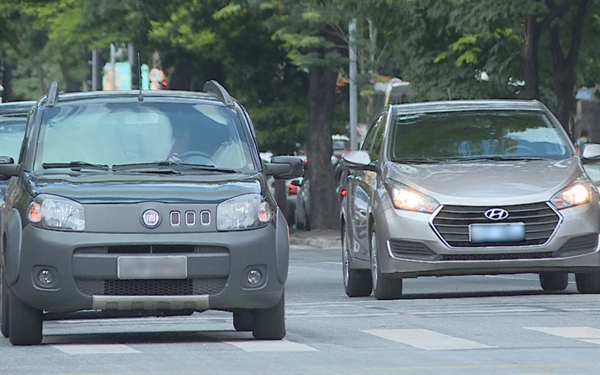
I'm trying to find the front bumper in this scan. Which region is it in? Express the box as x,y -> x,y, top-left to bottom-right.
9,216 -> 289,313
375,203 -> 600,278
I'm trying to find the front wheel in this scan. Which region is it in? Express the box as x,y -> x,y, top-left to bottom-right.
539,272 -> 568,291
252,292 -> 285,340
8,292 -> 43,345
575,271 -> 600,294
342,224 -> 372,297
371,225 -> 403,300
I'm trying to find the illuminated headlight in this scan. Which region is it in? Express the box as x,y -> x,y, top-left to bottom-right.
385,179 -> 440,213
551,180 -> 594,209
217,194 -> 272,231
27,195 -> 85,231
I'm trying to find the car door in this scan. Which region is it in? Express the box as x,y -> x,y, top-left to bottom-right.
347,111 -> 387,261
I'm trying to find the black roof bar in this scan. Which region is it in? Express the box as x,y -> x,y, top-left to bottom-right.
203,80 -> 234,107
46,81 -> 59,107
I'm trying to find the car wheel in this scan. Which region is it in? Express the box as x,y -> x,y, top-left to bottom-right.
233,310 -> 253,332
8,292 -> 43,345
370,224 -> 403,300
575,271 -> 600,294
539,272 -> 568,291
252,291 -> 285,340
1,268 -> 9,338
342,224 -> 372,297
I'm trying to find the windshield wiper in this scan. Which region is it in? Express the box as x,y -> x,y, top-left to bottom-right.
448,156 -> 549,162
42,161 -> 110,171
111,161 -> 238,174
391,157 -> 442,164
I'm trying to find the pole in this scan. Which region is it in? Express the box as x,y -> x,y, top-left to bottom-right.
349,19 -> 358,151
91,49 -> 99,91
110,43 -> 116,90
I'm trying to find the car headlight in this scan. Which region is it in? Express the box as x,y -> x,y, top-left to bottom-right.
550,180 -> 594,210
385,179 -> 440,213
27,195 -> 85,231
217,194 -> 272,231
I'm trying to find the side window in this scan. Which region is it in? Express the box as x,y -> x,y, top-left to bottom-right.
361,112 -> 387,161
361,114 -> 382,152
370,113 -> 387,161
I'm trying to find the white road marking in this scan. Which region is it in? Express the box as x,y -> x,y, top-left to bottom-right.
525,326 -> 600,345
52,344 -> 140,354
406,308 -> 545,315
226,338 -> 317,352
363,329 -> 494,350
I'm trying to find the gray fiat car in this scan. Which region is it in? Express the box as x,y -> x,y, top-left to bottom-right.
0,81 -> 303,345
341,100 -> 600,299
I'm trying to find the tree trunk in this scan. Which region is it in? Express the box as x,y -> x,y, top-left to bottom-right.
524,16 -> 541,99
60,63 -> 81,92
307,65 -> 339,230
548,0 -> 589,135
1,63 -> 13,102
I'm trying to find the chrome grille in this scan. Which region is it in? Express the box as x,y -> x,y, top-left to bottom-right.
431,202 -> 560,247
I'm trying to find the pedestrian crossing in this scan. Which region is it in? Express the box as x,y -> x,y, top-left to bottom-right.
49,325 -> 599,354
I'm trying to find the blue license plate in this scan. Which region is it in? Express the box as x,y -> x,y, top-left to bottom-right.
469,223 -> 526,243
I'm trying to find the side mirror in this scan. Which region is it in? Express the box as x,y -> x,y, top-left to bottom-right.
582,143 -> 600,161
264,156 -> 304,180
342,150 -> 377,172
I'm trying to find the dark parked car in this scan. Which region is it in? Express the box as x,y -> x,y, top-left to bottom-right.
0,81 -> 304,345
341,99 -> 600,300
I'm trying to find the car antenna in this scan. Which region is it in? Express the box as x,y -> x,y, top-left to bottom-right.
137,52 -> 143,102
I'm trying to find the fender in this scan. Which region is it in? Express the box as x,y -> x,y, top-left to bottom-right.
274,208 -> 290,284
3,208 -> 23,284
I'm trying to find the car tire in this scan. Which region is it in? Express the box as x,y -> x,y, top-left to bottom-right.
575,271 -> 600,294
1,269 -> 9,338
8,292 -> 43,345
252,292 -> 285,340
342,224 -> 372,297
233,310 -> 253,332
370,225 -> 403,300
539,272 -> 569,291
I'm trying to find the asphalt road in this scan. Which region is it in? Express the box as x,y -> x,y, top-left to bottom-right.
0,242 -> 599,375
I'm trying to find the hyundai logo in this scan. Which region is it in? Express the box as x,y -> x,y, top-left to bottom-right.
141,209 -> 161,228
484,208 -> 509,221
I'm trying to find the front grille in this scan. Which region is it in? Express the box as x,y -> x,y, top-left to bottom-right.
75,278 -> 227,296
432,202 -> 560,247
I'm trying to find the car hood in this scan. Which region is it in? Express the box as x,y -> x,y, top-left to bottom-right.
384,158 -> 585,206
24,172 -> 263,204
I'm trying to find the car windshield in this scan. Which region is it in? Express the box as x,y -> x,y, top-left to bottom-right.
0,111 -> 29,161
33,100 -> 257,172
389,110 -> 572,162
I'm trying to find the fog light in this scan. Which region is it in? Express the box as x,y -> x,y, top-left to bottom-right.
38,269 -> 53,284
247,269 -> 262,285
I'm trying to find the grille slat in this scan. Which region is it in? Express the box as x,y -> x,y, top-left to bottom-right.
432,203 -> 560,247
75,278 -> 227,296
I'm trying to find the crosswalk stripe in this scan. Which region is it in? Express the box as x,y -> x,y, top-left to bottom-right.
363,329 -> 494,350
52,344 -> 140,354
525,326 -> 600,345
226,339 -> 317,352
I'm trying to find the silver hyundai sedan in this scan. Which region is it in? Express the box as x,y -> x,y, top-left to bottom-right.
341,100 -> 600,299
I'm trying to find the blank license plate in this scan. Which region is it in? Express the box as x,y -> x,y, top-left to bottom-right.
469,223 -> 526,243
117,256 -> 187,279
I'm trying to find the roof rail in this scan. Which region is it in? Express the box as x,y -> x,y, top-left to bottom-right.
203,80 -> 234,107
46,81 -> 59,107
